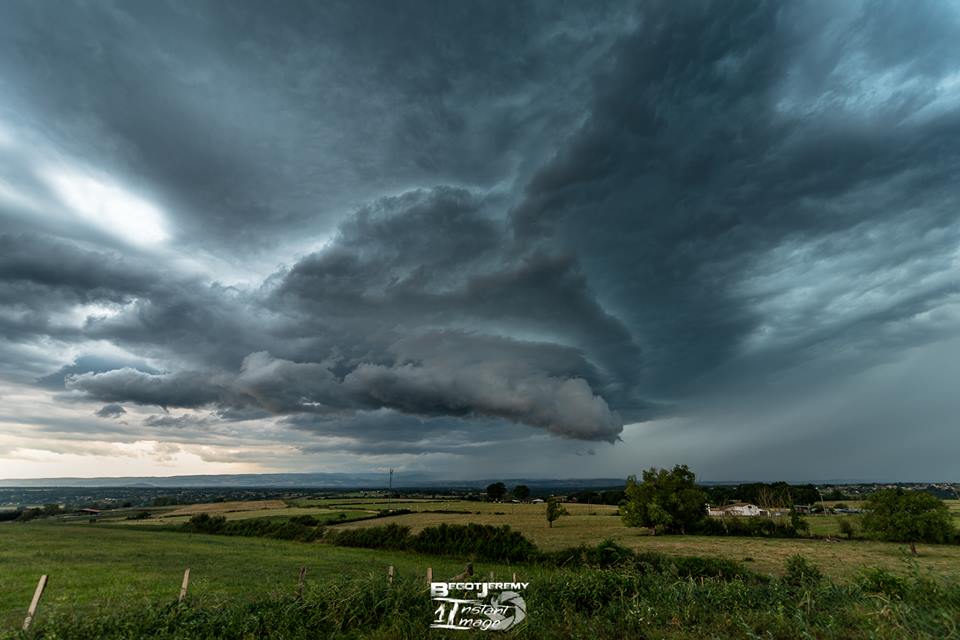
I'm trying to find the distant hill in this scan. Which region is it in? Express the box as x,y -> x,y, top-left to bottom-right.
0,472 -> 625,490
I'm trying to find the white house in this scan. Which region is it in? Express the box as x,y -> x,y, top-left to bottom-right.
706,502 -> 763,517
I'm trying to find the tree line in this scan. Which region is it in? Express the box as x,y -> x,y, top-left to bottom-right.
618,465 -> 957,552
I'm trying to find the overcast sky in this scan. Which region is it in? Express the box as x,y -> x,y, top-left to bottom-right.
1,1 -> 959,482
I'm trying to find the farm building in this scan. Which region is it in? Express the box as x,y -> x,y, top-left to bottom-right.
706,502 -> 763,517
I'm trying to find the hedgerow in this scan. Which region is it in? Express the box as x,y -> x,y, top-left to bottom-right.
182,513 -> 325,542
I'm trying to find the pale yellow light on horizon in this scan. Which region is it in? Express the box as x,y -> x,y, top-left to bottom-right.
0,441 -> 264,480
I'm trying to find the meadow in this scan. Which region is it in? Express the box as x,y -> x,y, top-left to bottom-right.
329,499 -> 960,578
0,522 -> 525,631
1,496 -> 959,637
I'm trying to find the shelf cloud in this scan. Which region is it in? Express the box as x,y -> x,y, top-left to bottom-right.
1,1 -> 959,479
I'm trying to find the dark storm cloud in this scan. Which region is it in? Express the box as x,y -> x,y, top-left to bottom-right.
143,413 -> 215,429
38,356 -> 158,390
94,404 -> 126,419
0,1 -> 623,255
2,1 -> 960,473
67,368 -> 228,409
0,235 -> 157,342
512,0 -> 960,396
288,411 -> 538,456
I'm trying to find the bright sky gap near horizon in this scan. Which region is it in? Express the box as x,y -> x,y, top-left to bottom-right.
1,1 -> 959,482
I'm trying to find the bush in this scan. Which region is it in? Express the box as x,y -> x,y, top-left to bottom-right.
838,518 -> 857,539
783,555 -> 823,587
411,523 -> 537,562
186,513 -> 227,533
858,567 -> 907,599
330,523 -> 537,562
862,489 -> 955,549
182,513 -> 324,542
330,524 -> 412,550
692,516 -> 803,538
540,541 -> 759,582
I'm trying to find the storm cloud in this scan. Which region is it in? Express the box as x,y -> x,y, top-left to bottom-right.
1,1 -> 959,479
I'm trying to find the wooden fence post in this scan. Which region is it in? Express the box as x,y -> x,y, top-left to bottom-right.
512,572 -> 517,582
22,574 -> 48,631
426,567 -> 433,584
489,571 -> 494,581
179,568 -> 191,602
387,565 -> 394,584
465,562 -> 473,577
297,566 -> 307,598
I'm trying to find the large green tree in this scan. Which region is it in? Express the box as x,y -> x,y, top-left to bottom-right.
862,489 -> 954,554
620,465 -> 707,534
545,497 -> 567,528
486,482 -> 507,501
512,485 -> 530,501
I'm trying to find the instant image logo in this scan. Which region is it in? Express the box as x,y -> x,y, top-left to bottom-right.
430,581 -> 528,631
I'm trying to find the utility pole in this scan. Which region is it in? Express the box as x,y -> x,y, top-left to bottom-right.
389,468 -> 393,491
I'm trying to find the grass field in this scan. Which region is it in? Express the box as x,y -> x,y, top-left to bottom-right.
112,507 -> 376,527
0,523 -> 533,631
3,496 -> 959,635
330,499 -> 960,578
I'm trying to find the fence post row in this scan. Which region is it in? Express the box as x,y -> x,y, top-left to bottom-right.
22,574 -> 48,631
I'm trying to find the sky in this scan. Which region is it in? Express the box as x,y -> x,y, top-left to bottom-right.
1,1 -> 959,482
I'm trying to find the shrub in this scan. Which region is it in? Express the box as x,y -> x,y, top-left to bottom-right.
692,516 -> 803,538
410,523 -> 537,562
186,513 -> 227,533
838,518 -> 857,539
330,524 -> 412,550
330,523 -> 537,562
0,509 -> 23,522
783,555 -> 823,587
182,513 -> 324,542
858,567 -> 907,599
862,489 -> 955,552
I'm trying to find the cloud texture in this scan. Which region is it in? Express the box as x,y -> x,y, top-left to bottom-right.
1,1 -> 959,479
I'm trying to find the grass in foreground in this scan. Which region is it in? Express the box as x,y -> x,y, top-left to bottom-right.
0,524 -> 526,631
5,561 -> 960,639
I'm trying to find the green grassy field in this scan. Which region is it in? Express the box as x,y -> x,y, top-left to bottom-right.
3,497 -> 959,635
0,523 -> 533,631
111,506 -> 376,527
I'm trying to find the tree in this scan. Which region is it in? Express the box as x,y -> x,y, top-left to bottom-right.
789,508 -> 810,535
545,497 -> 567,528
837,518 -> 857,540
486,482 -> 507,502
512,485 -> 530,501
620,465 -> 706,534
862,489 -> 954,554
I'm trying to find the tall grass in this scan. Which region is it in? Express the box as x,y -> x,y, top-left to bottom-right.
9,556 -> 960,639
